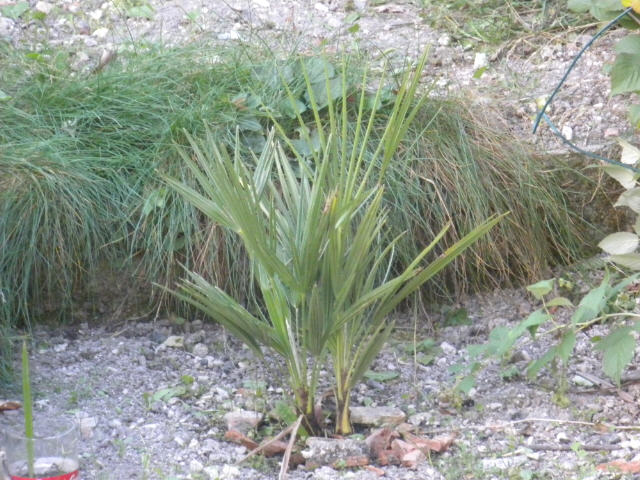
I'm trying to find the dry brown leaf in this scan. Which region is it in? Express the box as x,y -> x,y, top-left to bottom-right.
401,431 -> 456,453
224,429 -> 259,450
597,460 -> 640,473
0,401 -> 21,412
331,455 -> 369,469
390,439 -> 425,469
364,465 -> 386,477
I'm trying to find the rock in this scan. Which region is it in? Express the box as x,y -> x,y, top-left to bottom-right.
481,455 -> 527,470
302,437 -> 369,467
192,343 -> 209,357
561,125 -> 574,141
439,341 -> 456,356
473,52 -> 488,70
0,18 -> 15,38
604,127 -> 620,138
79,416 -> 98,439
189,459 -> 204,473
223,409 -> 263,433
160,335 -> 184,349
437,34 -> 451,46
92,27 -> 109,39
350,406 -> 406,427
35,1 -> 54,15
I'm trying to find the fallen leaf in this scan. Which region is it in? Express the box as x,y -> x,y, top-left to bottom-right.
224,429 -> 259,450
401,431 -> 456,454
597,460 -> 640,473
366,428 -> 401,465
0,401 -> 21,412
390,439 -> 425,468
364,465 -> 386,476
331,455 -> 369,469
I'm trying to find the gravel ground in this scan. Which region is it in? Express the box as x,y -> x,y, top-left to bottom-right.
3,282 -> 640,479
3,1 -> 640,479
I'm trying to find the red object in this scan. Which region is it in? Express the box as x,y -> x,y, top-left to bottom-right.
10,470 -> 79,480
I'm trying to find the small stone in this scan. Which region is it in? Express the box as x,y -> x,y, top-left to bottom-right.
174,436 -> 186,447
217,30 -> 240,40
224,409 -> 263,434
89,9 -> 103,21
189,459 -> 204,473
192,343 -> 209,357
204,466 -> 219,479
302,437 -> 369,466
314,2 -> 329,13
473,52 -> 488,70
438,34 -> 451,46
604,127 -> 620,138
439,342 -> 456,355
571,374 -> 594,388
54,342 -> 68,352
35,1 -> 54,15
0,18 -> 15,38
482,455 -> 527,470
561,125 -> 574,141
556,432 -> 570,444
160,335 -> 184,349
92,27 -> 109,38
350,406 -> 406,427
79,417 -> 98,439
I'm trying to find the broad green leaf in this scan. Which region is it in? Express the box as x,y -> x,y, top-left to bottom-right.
619,138 -> 640,165
557,331 -> 576,364
610,253 -> 640,269
0,1 -> 29,19
602,164 -> 637,189
456,375 -> 476,394
615,187 -> 640,213
152,385 -> 187,403
598,232 -> 639,255
520,309 -> 552,337
0,90 -> 10,102
635,217 -> 640,236
364,370 -> 399,382
616,35 -> 640,55
611,53 -> 640,96
546,296 -> 574,308
526,279 -> 554,299
595,327 -> 635,385
306,76 -> 344,109
571,278 -> 608,325
279,98 -> 307,118
303,57 -> 335,84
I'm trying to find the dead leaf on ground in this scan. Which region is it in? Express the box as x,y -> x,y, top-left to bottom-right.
401,431 -> 456,453
224,429 -> 259,450
597,460 -> 640,473
391,439 -> 425,469
224,429 -> 290,458
331,455 -> 369,469
0,401 -> 21,412
364,465 -> 386,476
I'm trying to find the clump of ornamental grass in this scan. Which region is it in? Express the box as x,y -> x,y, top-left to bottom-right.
383,99 -> 586,298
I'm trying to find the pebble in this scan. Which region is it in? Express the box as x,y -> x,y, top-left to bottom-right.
350,406 -> 406,427
92,27 -> 109,38
473,52 -> 488,70
189,459 -> 204,473
35,1 -> 54,15
192,342 -> 209,357
0,18 -> 14,37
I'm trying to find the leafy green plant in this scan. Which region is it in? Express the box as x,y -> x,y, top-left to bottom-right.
568,0 -> 640,127
165,52 -> 502,434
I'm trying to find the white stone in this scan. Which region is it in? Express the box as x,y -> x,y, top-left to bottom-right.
437,34 -> 451,46
217,30 -> 240,40
473,52 -> 488,70
0,18 -> 15,38
314,2 -> 329,13
189,459 -> 204,473
561,125 -> 574,141
89,9 -> 103,21
35,1 -> 54,14
350,406 -> 406,426
160,335 -> 184,348
224,409 -> 263,433
192,343 -> 209,357
92,27 -> 109,38
439,341 -> 456,355
80,416 -> 98,439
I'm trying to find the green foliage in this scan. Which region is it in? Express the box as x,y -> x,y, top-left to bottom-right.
568,1 -> 640,127
166,53 -> 502,434
0,42 -> 589,385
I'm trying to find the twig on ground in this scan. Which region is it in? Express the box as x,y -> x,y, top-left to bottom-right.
278,415 -> 303,480
237,421 -> 296,465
